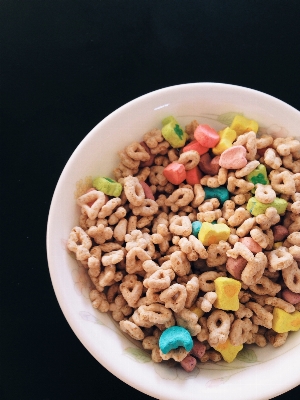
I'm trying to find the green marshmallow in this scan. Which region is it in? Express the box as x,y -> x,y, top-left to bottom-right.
204,186 -> 230,205
93,176 -> 122,197
161,116 -> 188,148
246,164 -> 269,186
247,197 -> 288,216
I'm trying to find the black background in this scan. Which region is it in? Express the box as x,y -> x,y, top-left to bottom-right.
1,0 -> 300,399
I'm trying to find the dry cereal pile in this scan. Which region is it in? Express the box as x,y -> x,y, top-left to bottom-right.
67,115 -> 300,372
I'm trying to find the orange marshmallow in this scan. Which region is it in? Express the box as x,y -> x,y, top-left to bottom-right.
185,166 -> 203,185
194,124 -> 220,148
163,162 -> 186,185
183,139 -> 209,155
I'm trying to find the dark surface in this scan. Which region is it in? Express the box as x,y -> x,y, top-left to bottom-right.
1,1 -> 300,399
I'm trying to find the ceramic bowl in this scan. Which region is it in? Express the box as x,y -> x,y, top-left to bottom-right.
47,83 -> 300,400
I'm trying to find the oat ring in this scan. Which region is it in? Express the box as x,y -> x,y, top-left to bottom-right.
255,184 -> 276,204
138,303 -> 173,325
123,175 -> 145,206
207,310 -> 231,346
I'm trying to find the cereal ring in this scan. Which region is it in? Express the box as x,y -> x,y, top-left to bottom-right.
126,247 -> 151,274
143,268 -> 175,290
255,184 -> 276,204
246,302 -> 273,329
207,241 -> 231,267
198,271 -> 226,292
123,175 -> 145,206
207,310 -> 231,346
233,131 -> 257,161
255,207 -> 280,230
170,251 -> 191,276
265,297 -> 295,313
282,260 -> 300,294
256,134 -> 273,149
126,141 -> 151,162
267,246 -> 294,271
165,188 -> 194,212
118,149 -> 140,169
235,160 -> 260,178
102,249 -> 124,266
90,290 -> 110,312
228,207 -> 251,227
67,226 -> 92,261
185,276 -> 200,308
119,320 -> 145,341
248,276 -> 281,296
169,215 -> 192,237
227,176 -> 254,195
138,303 -> 173,325
77,190 -> 107,220
131,198 -> 159,217
264,148 -> 282,169
249,227 -> 269,249
175,308 -> 201,336
226,241 -> 254,262
120,274 -> 143,307
177,150 -> 200,170
143,128 -> 164,149
229,318 -> 252,346
270,170 -> 296,195
241,252 -> 267,286
159,283 -> 187,313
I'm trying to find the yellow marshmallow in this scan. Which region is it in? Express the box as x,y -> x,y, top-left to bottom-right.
230,115 -> 258,136
213,339 -> 243,363
161,116 -> 188,148
273,242 -> 283,249
214,277 -> 241,311
212,127 -> 237,155
272,307 -> 300,333
198,222 -> 231,246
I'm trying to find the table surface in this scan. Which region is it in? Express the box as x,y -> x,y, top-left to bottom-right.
1,1 -> 300,399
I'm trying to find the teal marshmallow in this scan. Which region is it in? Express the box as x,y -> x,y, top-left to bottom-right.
192,221 -> 202,236
159,326 -> 193,354
204,186 -> 229,204
93,176 -> 123,197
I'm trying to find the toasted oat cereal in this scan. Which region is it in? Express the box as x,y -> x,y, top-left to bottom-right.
67,114 -> 300,371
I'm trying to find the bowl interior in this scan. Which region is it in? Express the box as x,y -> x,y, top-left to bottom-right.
47,83 -> 300,400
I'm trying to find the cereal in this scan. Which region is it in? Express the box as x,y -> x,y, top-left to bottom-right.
67,114 -> 300,371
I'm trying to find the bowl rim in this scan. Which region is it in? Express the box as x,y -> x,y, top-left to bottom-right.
46,82 -> 300,400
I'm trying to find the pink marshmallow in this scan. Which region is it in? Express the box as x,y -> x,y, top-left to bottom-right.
139,181 -> 155,200
239,237 -> 262,253
282,289 -> 300,305
272,225 -> 289,242
190,339 -> 206,359
226,256 -> 247,280
219,145 -> 248,169
180,355 -> 197,372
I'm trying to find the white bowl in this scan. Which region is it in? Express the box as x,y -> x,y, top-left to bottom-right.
47,83 -> 300,400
